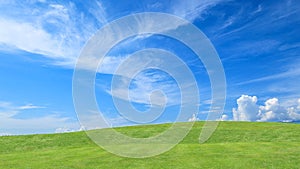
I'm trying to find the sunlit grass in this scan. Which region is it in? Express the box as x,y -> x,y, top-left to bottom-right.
0,122 -> 299,168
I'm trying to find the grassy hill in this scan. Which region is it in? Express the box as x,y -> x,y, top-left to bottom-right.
0,122 -> 299,169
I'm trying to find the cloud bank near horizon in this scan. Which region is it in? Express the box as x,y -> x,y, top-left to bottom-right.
233,95 -> 300,122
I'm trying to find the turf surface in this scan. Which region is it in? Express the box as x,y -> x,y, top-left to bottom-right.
0,122 -> 299,168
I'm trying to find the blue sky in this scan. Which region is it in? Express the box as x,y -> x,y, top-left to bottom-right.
0,0 -> 300,135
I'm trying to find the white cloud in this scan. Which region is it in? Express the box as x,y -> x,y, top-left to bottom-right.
88,0 -> 107,24
0,1 -> 100,65
97,56 -> 127,74
0,18 -> 65,58
236,67 -> 300,85
188,113 -> 199,122
106,70 -> 180,106
18,104 -> 45,110
96,48 -> 198,107
232,95 -> 259,121
0,101 -> 79,134
219,16 -> 236,30
250,4 -> 263,15
232,95 -> 300,122
258,98 -> 287,121
0,101 -> 44,112
218,114 -> 229,121
0,0 -> 221,72
286,99 -> 300,121
171,0 -> 225,22
55,126 -> 84,133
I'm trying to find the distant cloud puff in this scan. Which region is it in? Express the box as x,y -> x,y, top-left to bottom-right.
188,113 -> 199,122
55,126 -> 84,133
219,114 -> 229,121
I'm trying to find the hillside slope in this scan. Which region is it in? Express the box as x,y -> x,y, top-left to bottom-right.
0,122 -> 299,169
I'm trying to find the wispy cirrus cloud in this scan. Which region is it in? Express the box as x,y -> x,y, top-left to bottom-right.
18,104 -> 45,110
0,101 -> 79,134
106,70 -> 180,107
0,1 -> 104,65
96,54 -> 181,106
171,0 -> 227,22
215,0 -> 300,40
0,18 -> 65,58
236,67 -> 300,86
0,0 -> 227,69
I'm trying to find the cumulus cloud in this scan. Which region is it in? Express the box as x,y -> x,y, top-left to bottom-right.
285,99 -> 300,122
232,95 -> 259,121
232,95 -> 300,122
258,98 -> 287,121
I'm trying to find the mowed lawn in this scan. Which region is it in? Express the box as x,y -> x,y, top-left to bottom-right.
0,122 -> 299,169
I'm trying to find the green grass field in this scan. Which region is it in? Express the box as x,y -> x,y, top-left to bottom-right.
0,121 -> 299,169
